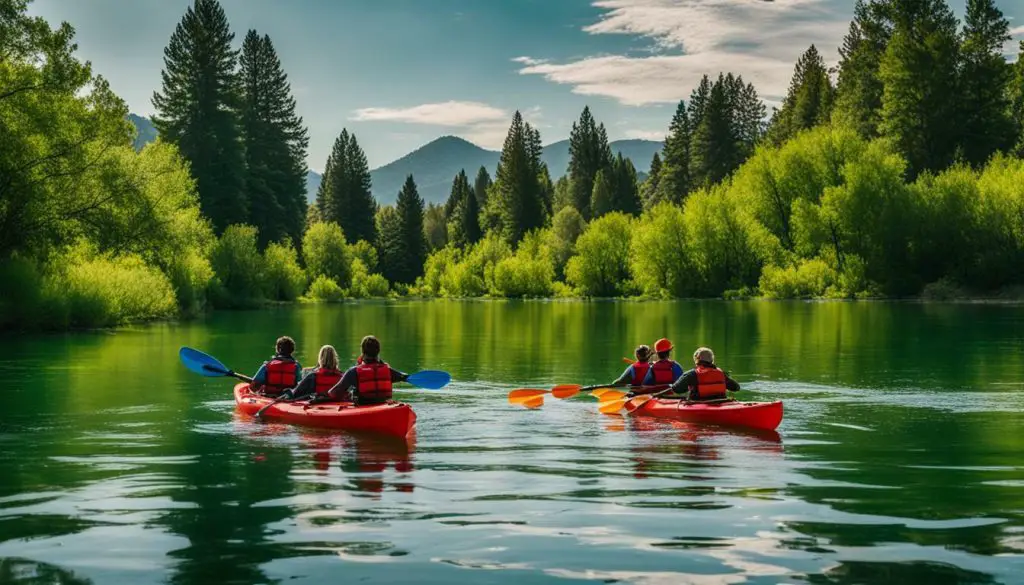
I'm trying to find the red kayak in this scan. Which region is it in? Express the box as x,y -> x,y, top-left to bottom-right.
233,383 -> 416,438
633,398 -> 783,431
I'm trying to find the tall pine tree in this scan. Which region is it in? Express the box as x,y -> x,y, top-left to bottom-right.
1012,41 -> 1024,156
767,45 -> 835,145
688,74 -> 763,187
317,129 -> 376,244
473,166 -> 492,208
383,175 -> 426,284
611,153 -> 641,216
959,0 -> 1012,166
641,152 -> 663,210
448,170 -> 481,247
568,106 -> 613,219
833,0 -> 894,137
590,169 -> 614,218
239,30 -> 309,247
656,100 -> 691,204
152,0 -> 246,234
490,111 -> 545,243
878,0 -> 960,177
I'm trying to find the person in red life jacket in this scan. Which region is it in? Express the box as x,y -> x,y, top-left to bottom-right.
667,347 -> 740,401
251,336 -> 302,397
284,345 -> 343,400
637,338 -> 684,391
608,345 -> 652,387
321,335 -> 409,405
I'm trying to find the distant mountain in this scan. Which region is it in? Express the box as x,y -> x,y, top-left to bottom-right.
128,114 -> 158,151
306,171 -> 321,203
370,136 -> 663,206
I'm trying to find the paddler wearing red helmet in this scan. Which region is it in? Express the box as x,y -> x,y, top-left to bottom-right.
668,346 -> 740,401
638,338 -> 685,390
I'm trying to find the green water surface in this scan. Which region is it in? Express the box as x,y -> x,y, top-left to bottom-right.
1,301 -> 1023,584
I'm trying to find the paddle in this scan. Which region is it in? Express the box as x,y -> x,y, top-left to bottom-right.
404,370 -> 452,390
179,347 -> 253,382
508,384 -> 614,403
599,387 -> 677,415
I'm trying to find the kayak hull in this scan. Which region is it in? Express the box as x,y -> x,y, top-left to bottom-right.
635,399 -> 783,431
233,383 -> 416,438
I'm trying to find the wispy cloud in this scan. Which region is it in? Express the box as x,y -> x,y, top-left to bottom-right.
351,101 -> 508,126
352,102 -> 543,150
1011,25 -> 1024,37
623,129 -> 666,141
516,0 -> 850,106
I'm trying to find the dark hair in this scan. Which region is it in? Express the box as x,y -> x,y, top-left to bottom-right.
635,345 -> 651,362
361,335 -> 381,359
657,350 -> 671,360
276,336 -> 295,356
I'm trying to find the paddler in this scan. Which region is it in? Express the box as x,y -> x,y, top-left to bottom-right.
320,335 -> 409,405
251,336 -> 302,397
282,345 -> 343,400
667,346 -> 740,401
608,345 -> 653,387
639,338 -> 684,389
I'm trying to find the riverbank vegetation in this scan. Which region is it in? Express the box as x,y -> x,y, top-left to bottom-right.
4,0 -> 1024,330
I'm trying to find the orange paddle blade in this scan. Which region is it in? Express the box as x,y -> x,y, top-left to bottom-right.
508,389 -> 548,401
598,398 -> 628,414
592,389 -> 627,401
522,395 -> 544,409
551,386 -> 583,399
624,394 -> 655,413
622,357 -> 634,364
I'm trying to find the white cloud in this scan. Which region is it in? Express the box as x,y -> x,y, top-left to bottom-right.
1011,25 -> 1024,37
623,129 -> 666,141
351,101 -> 508,126
517,0 -> 850,106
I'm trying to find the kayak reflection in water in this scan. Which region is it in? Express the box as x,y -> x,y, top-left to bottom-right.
609,344 -> 653,387
665,346 -> 741,401
250,335 -> 303,397
282,344 -> 343,401
319,335 -> 409,406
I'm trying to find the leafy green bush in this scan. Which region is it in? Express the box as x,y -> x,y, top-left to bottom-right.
348,239 -> 379,271
491,230 -> 556,297
167,250 -> 215,315
565,212 -> 634,297
347,258 -> 390,298
630,202 -> 691,297
305,275 -> 344,302
210,224 -> 264,306
302,222 -> 352,288
759,258 -> 837,299
262,241 -> 307,301
547,206 -> 587,278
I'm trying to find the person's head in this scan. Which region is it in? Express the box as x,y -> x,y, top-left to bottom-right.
654,338 -> 673,360
275,336 -> 295,357
693,346 -> 715,365
318,345 -> 339,371
361,335 -> 381,360
635,344 -> 652,363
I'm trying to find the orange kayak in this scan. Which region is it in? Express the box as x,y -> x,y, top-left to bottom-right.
633,398 -> 783,431
233,383 -> 416,438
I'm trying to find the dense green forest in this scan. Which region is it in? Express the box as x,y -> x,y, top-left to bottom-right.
3,0 -> 1024,330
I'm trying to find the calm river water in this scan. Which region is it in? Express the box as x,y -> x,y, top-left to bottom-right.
1,301 -> 1023,584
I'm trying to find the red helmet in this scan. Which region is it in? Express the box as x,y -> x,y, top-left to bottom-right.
654,338 -> 673,353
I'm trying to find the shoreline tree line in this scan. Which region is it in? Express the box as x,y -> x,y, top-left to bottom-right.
3,0 -> 1024,331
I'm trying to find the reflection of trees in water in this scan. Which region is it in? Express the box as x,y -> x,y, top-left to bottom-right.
805,560 -> 999,585
0,558 -> 92,585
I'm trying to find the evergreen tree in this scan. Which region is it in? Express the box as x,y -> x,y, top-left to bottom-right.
238,30 -> 309,247
491,111 -> 544,243
375,205 -> 404,284
959,0 -> 1013,166
386,175 -> 427,283
317,129 -> 376,244
688,75 -> 713,130
319,130 -> 349,226
878,0 -> 960,177
152,0 -> 246,234
448,170 -> 481,247
553,176 -> 574,212
1013,42 -> 1024,156
473,166 -> 492,208
423,202 -> 447,250
689,75 -> 738,187
656,100 -> 691,204
611,153 -> 641,216
590,169 -> 614,218
833,0 -> 894,137
537,162 -> 555,219
568,106 -> 613,219
767,45 -> 835,145
641,152 -> 663,209
732,75 -> 767,161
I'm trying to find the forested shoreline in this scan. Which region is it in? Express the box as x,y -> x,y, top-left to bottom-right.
3,0 -> 1024,331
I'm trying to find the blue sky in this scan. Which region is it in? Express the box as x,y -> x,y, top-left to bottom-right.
28,0 -> 1024,172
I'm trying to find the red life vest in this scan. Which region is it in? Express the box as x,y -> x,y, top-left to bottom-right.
630,361 -> 651,386
692,364 -> 727,400
356,361 -> 393,403
314,367 -> 343,396
263,358 -> 298,395
650,360 -> 680,384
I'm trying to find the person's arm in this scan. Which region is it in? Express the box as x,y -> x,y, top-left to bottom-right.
389,368 -> 409,383
251,363 -> 268,389
327,368 -> 358,401
672,362 -> 684,381
611,366 -> 633,387
290,372 -> 316,399
725,372 -> 740,392
670,370 -> 696,398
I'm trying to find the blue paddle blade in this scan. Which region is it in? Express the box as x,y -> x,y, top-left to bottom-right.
406,370 -> 451,390
179,347 -> 231,377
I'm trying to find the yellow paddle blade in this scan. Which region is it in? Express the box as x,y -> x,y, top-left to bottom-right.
592,389 -> 627,401
508,389 -> 548,401
623,394 -> 655,413
522,395 -> 544,409
598,398 -> 629,414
